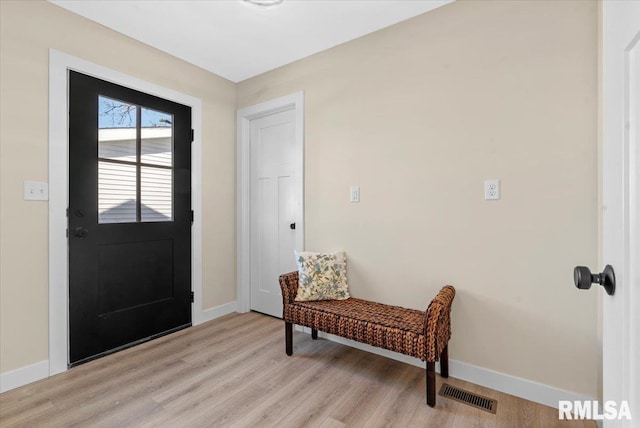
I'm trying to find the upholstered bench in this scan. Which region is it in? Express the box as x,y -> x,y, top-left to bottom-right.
278,271 -> 455,407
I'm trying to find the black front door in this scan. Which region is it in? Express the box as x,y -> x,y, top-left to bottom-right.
68,71 -> 192,366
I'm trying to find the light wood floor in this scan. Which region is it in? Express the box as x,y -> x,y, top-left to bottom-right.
0,312 -> 595,428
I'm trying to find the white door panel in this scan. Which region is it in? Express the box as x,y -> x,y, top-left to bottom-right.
250,109 -> 298,317
602,2 -> 639,426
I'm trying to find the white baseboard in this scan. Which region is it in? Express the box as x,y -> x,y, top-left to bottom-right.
0,360 -> 49,393
199,301 -> 237,324
447,359 -> 595,410
295,326 -> 595,410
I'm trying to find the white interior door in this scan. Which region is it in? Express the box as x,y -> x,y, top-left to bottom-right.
602,2 -> 639,426
250,108 -> 298,317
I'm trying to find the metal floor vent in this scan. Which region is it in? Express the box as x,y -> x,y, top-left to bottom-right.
439,383 -> 498,414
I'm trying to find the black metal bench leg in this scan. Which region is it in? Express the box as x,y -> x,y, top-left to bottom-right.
440,345 -> 449,378
285,322 -> 293,356
311,328 -> 318,339
426,362 -> 436,407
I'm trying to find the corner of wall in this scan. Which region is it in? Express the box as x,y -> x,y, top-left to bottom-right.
198,301 -> 238,325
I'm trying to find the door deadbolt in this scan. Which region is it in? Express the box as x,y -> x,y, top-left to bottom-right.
73,227 -> 89,238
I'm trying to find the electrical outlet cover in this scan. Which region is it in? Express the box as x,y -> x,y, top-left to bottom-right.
484,179 -> 500,200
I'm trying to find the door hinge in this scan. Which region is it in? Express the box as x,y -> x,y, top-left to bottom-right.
191,210 -> 194,225
66,208 -> 69,217
190,129 -> 194,142
66,228 -> 69,238
190,291 -> 194,303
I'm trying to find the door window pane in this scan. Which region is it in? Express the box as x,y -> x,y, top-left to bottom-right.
98,96 -> 138,162
98,161 -> 137,223
141,166 -> 172,222
141,107 -> 173,167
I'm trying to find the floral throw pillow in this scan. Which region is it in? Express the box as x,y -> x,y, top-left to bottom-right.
294,251 -> 350,302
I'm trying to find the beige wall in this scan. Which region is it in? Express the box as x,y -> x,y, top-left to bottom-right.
1,0 -> 599,398
238,0 -> 599,396
0,0 -> 237,373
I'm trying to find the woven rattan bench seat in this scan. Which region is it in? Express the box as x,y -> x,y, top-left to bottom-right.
287,298 -> 426,360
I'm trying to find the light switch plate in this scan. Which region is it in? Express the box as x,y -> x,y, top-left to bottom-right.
350,186 -> 360,203
24,181 -> 49,201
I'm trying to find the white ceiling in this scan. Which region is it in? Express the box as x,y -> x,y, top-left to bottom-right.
49,0 -> 454,82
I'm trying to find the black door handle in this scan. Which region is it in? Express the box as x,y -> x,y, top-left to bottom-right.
574,265 -> 615,296
73,227 -> 89,238
290,222 -> 296,230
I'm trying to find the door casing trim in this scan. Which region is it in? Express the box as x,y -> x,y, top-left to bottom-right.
48,49 -> 204,376
236,92 -> 305,313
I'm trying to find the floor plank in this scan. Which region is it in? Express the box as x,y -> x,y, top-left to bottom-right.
0,312 -> 596,428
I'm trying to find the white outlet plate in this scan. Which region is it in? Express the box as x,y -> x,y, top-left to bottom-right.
24,181 -> 49,201
484,179 -> 500,200
350,186 -> 360,203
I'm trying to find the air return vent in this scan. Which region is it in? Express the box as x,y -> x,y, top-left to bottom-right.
439,384 -> 497,414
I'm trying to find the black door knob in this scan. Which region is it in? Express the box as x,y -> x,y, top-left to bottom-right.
290,223 -> 296,230
574,265 -> 616,296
